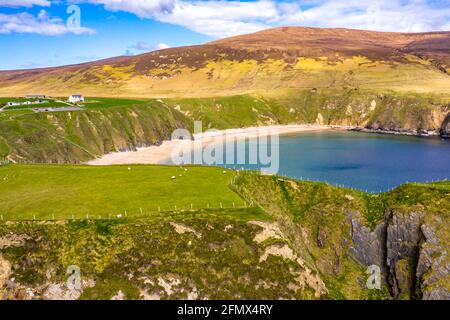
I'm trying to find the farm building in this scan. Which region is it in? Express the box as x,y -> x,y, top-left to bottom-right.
68,95 -> 85,103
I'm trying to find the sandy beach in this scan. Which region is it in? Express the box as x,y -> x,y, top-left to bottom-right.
87,124 -> 332,166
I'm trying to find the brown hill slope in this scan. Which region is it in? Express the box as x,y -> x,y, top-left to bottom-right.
0,27 -> 450,97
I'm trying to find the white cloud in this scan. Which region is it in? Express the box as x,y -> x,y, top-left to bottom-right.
293,0 -> 450,33
0,0 -> 51,7
157,42 -> 170,49
79,0 -> 176,18
0,10 -> 95,35
127,41 -> 171,55
79,0 -> 450,38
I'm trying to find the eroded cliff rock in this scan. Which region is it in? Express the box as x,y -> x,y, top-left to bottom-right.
348,211 -> 386,272
349,208 -> 449,300
440,113 -> 450,138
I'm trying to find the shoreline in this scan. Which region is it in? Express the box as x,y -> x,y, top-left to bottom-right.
87,124 -> 332,166
86,124 -> 447,166
348,127 -> 444,138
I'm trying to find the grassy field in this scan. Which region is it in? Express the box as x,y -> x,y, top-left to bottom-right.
80,97 -> 151,109
0,164 -> 243,220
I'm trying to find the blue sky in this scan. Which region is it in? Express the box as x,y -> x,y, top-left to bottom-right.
0,0 -> 449,70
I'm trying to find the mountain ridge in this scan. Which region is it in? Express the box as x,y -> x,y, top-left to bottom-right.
1,26 -> 450,97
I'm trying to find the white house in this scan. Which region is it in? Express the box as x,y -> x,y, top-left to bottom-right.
68,95 -> 84,103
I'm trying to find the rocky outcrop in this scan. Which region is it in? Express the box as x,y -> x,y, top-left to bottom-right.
385,210 -> 425,299
348,211 -> 386,273
349,209 -> 450,300
440,113 -> 450,138
416,222 -> 450,300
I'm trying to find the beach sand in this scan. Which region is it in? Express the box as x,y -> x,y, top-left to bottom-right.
87,124 -> 332,166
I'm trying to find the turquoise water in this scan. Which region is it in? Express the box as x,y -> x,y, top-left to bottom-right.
221,131 -> 450,192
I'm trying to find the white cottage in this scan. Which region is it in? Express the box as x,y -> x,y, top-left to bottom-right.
68,95 -> 84,103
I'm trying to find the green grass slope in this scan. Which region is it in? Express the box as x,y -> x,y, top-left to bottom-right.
0,165 -> 448,300
163,89 -> 450,132
0,102 -> 191,163
0,165 -> 242,220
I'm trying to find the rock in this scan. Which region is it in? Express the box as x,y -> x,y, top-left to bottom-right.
348,212 -> 386,270
316,228 -> 327,248
422,286 -> 450,300
0,254 -> 11,299
111,290 -> 125,300
385,210 -> 424,299
348,209 -> 450,300
440,113 -> 450,138
416,224 -> 450,300
315,113 -> 324,125
345,194 -> 354,201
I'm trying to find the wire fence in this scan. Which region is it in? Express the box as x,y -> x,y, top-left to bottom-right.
0,200 -> 256,222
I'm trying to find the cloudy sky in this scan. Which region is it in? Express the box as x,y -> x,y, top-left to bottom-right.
0,0 -> 449,70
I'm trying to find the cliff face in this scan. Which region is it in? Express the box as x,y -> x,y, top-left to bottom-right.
234,173 -> 450,300
164,91 -> 450,135
350,209 -> 450,300
440,114 -> 450,138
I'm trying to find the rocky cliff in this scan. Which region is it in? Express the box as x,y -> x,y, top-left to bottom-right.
234,173 -> 450,300
350,209 -> 450,300
440,114 -> 450,138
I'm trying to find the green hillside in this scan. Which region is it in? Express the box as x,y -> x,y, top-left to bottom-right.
0,102 -> 191,164
1,91 -> 448,165
0,164 -> 448,300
